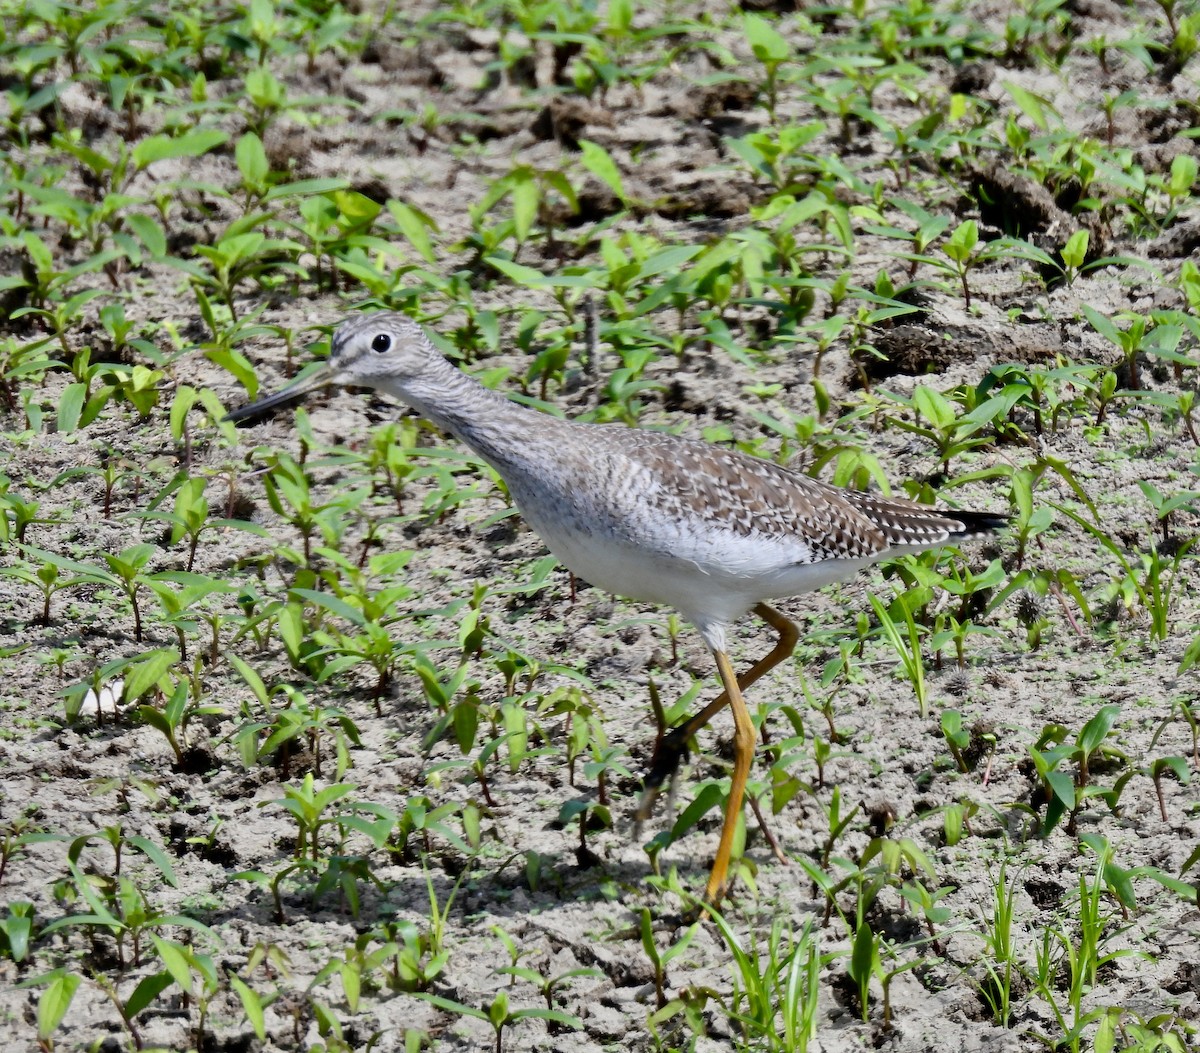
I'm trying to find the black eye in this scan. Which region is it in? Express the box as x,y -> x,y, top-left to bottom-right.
371,333 -> 391,353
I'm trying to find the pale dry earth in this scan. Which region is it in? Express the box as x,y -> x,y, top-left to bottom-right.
1,1 -> 1199,1051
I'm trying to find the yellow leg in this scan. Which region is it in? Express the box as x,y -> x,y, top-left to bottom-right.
638,603 -> 798,819
704,650 -> 755,904
672,604 -> 799,745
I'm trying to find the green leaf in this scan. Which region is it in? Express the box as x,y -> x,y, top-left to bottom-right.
387,201 -> 438,264
1077,704 -> 1120,755
1,903 -> 33,961
229,973 -> 266,1039
290,587 -> 366,627
133,129 -> 228,169
230,655 -> 270,705
488,990 -> 509,1028
1061,229 -> 1089,270
126,834 -> 179,887
943,220 -> 978,263
408,992 -> 489,1022
341,962 -> 361,1012
486,257 -> 596,288
279,603 -> 304,663
452,699 -> 479,754
37,971 -> 81,1040
511,1007 -> 583,1029
57,383 -> 87,432
124,969 -> 174,1017
510,174 -> 539,242
1179,633 -> 1200,674
263,177 -> 349,201
744,12 -> 790,64
1082,304 -> 1121,347
1003,82 -> 1053,130
124,648 -> 180,703
849,921 -> 877,982
236,132 -> 269,188
638,244 -> 703,279
1043,769 -> 1075,831
124,213 -> 167,257
578,139 -> 627,204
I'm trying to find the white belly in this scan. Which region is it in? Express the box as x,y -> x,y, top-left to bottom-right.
520,497 -> 871,633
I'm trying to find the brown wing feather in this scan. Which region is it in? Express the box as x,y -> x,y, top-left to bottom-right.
614,429 -> 1004,555
619,432 -> 891,558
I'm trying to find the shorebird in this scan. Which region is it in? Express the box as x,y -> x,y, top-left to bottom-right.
228,311 -> 1006,903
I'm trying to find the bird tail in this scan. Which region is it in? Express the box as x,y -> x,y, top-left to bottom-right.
945,510 -> 1011,540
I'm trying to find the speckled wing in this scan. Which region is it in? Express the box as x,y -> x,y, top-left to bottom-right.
616,431 -> 893,560
615,429 -> 1005,559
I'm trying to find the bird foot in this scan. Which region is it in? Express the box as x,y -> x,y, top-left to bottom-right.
635,727 -> 692,821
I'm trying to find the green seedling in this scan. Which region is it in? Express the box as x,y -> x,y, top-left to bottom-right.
707,907 -> 825,1052
976,858 -> 1019,1027
137,677 -> 223,770
940,709 -> 971,773
1030,844 -> 1142,1052
1030,705 -> 1129,834
1146,756 -> 1191,822
51,451 -> 140,518
270,773 -> 356,863
0,901 -> 34,963
1083,306 -> 1192,392
882,384 -> 993,474
410,989 -> 582,1053
1137,480 -> 1199,543
495,959 -> 602,1014
640,907 -> 701,1010
233,671 -> 359,780
144,571 -> 237,663
869,592 -> 927,716
743,12 -> 791,121
847,918 -> 880,1022
900,219 -> 1009,309
23,543 -> 155,640
0,554 -> 87,625
0,486 -> 50,543
0,818 -> 56,888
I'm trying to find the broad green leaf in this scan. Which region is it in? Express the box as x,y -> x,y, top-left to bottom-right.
236,132 -> 269,187
38,971 -> 82,1040
123,648 -> 179,702
264,177 -> 348,201
124,213 -> 167,257
510,174 -> 538,242
578,139 -> 627,204
126,967 -> 175,1017
57,383 -> 87,432
1077,704 -> 1120,755
744,12 -> 790,64
133,129 -> 228,169
126,834 -> 179,887
486,257 -> 597,288
387,201 -> 438,264
229,973 -> 266,1039
1003,81 -> 1054,130
290,587 -> 366,627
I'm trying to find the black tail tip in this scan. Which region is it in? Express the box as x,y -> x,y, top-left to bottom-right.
951,510 -> 1011,537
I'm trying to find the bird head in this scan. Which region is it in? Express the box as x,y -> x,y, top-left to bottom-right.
225,311 -> 435,422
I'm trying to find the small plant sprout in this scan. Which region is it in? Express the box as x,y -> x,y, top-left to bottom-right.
640,907 -> 701,1010
410,988 -> 583,1053
869,593 -> 928,717
1145,755 -> 1191,822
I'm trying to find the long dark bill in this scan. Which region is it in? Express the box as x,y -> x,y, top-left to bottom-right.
223,364 -> 333,425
